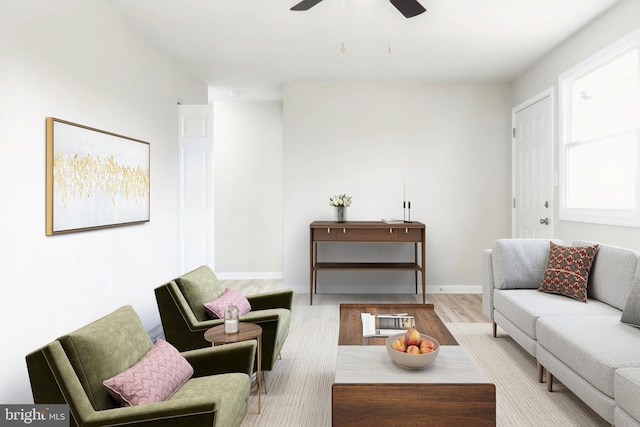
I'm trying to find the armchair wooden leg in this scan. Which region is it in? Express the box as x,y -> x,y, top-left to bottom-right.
537,363 -> 544,383
492,322 -> 497,338
546,370 -> 554,392
262,371 -> 267,394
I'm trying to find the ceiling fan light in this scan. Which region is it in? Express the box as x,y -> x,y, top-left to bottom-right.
290,0 -> 324,11
389,0 -> 426,18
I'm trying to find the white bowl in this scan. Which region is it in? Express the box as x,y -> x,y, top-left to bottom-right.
385,332 -> 440,370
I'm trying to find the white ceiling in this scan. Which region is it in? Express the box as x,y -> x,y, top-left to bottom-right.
108,0 -> 620,100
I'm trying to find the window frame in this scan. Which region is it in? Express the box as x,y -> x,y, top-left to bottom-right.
559,28 -> 640,227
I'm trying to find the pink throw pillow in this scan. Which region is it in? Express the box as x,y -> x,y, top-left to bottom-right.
103,339 -> 193,406
204,288 -> 251,319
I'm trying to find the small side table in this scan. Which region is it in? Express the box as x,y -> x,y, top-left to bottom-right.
204,322 -> 263,413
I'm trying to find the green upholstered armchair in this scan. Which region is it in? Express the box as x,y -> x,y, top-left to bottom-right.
26,305 -> 256,427
154,265 -> 293,372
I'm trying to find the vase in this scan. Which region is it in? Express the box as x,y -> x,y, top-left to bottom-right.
334,206 -> 347,223
224,305 -> 239,334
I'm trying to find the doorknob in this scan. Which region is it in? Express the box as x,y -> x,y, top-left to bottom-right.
540,218 -> 549,225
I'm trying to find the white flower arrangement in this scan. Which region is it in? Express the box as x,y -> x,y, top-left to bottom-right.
329,194 -> 352,207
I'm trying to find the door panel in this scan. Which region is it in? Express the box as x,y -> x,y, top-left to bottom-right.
178,105 -> 214,273
513,92 -> 553,238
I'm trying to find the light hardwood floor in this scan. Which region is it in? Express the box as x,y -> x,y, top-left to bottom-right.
221,279 -> 490,324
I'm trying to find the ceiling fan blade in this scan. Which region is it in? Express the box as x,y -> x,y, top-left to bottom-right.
290,0 -> 324,11
389,0 -> 426,18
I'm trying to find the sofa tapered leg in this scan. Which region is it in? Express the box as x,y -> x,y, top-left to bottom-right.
492,322 -> 497,338
537,363 -> 544,383
547,371 -> 554,392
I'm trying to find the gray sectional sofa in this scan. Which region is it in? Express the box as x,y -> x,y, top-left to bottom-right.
482,238 -> 640,426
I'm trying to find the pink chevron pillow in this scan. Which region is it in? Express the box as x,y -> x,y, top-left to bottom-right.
103,339 -> 193,406
204,288 -> 251,319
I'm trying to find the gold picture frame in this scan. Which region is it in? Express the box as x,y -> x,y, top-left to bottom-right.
46,118 -> 150,235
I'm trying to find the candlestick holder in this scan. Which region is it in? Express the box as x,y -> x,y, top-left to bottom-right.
403,201 -> 413,223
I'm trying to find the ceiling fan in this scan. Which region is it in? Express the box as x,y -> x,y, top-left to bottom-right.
290,0 -> 426,19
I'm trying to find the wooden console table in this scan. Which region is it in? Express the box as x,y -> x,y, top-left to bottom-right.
309,221 -> 426,305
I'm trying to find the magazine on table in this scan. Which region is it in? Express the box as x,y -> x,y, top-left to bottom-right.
361,312 -> 416,337
381,218 -> 404,224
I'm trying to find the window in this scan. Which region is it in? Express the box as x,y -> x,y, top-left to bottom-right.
559,29 -> 640,227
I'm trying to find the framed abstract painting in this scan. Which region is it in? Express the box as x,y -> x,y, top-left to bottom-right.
46,118 -> 150,235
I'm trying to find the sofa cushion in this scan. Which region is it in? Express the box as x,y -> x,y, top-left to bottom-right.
176,266 -> 224,322
494,289 -> 621,339
103,339 -> 193,406
574,240 -> 640,310
240,307 -> 291,364
58,306 -> 153,411
615,368 -> 640,423
614,407 -> 640,427
492,239 -> 563,289
538,242 -> 598,302
621,281 -> 640,328
537,315 -> 640,397
170,373 -> 250,427
204,288 -> 251,319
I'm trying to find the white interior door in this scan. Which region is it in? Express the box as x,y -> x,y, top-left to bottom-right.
178,105 -> 214,273
512,90 -> 554,238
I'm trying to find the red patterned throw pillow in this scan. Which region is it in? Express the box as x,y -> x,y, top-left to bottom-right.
538,242 -> 599,302
204,288 -> 251,319
103,339 -> 193,406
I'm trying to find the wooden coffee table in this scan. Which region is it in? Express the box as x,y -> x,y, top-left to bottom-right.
332,304 -> 496,426
338,303 -> 458,346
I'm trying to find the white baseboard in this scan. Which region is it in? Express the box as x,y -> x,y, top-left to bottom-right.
212,275 -> 481,294
427,285 -> 482,294
216,272 -> 284,280
290,283 -> 482,294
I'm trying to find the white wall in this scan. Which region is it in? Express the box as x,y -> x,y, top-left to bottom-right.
0,0 -> 207,403
213,101 -> 284,277
512,0 -> 640,251
283,82 -> 512,295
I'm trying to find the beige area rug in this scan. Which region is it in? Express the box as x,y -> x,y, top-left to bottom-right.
240,320 -> 608,427
446,323 -> 608,427
241,318 -> 339,427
